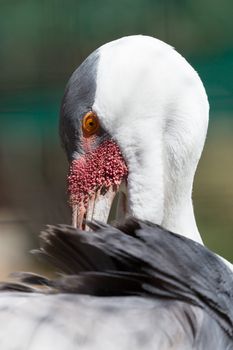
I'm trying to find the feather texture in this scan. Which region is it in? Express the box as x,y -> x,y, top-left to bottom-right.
0,219 -> 232,349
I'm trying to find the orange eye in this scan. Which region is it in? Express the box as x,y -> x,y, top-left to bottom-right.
82,111 -> 99,136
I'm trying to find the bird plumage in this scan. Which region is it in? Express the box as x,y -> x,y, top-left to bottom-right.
0,35 -> 232,349
0,219 -> 232,349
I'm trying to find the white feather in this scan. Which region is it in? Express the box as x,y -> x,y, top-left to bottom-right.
93,35 -> 208,243
0,293 -> 219,350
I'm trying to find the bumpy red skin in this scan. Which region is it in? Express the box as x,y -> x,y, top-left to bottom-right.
68,140 -> 128,207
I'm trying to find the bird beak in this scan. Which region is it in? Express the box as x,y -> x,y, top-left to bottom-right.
71,187 -> 116,229
71,183 -> 127,230
68,139 -> 128,230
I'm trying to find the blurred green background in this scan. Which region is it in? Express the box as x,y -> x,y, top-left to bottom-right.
0,0 -> 232,277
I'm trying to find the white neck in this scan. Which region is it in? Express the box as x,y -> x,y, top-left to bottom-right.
162,183 -> 202,244
94,35 -> 208,244
123,128 -> 204,244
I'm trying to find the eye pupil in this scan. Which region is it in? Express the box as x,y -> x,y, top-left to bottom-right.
82,112 -> 99,136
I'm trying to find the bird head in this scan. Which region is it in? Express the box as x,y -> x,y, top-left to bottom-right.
60,35 -> 209,239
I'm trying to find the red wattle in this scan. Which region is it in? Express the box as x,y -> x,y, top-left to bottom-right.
68,140 -> 128,206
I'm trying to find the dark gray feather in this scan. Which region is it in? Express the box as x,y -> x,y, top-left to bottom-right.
0,219 -> 233,349
59,50 -> 99,160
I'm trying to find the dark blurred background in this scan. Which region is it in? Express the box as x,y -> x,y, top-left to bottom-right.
0,0 -> 232,278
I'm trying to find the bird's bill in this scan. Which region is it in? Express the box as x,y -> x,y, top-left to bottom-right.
71,183 -> 127,230
68,139 -> 128,230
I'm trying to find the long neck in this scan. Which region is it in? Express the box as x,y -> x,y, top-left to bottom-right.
162,144 -> 203,244
123,120 -> 204,244
127,152 -> 203,244
162,186 -> 203,244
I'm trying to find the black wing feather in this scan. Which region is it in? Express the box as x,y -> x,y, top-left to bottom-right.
3,218 -> 233,339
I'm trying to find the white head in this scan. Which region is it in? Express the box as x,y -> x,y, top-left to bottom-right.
60,35 -> 209,243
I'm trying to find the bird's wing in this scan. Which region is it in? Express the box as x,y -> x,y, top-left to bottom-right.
0,219 -> 233,349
